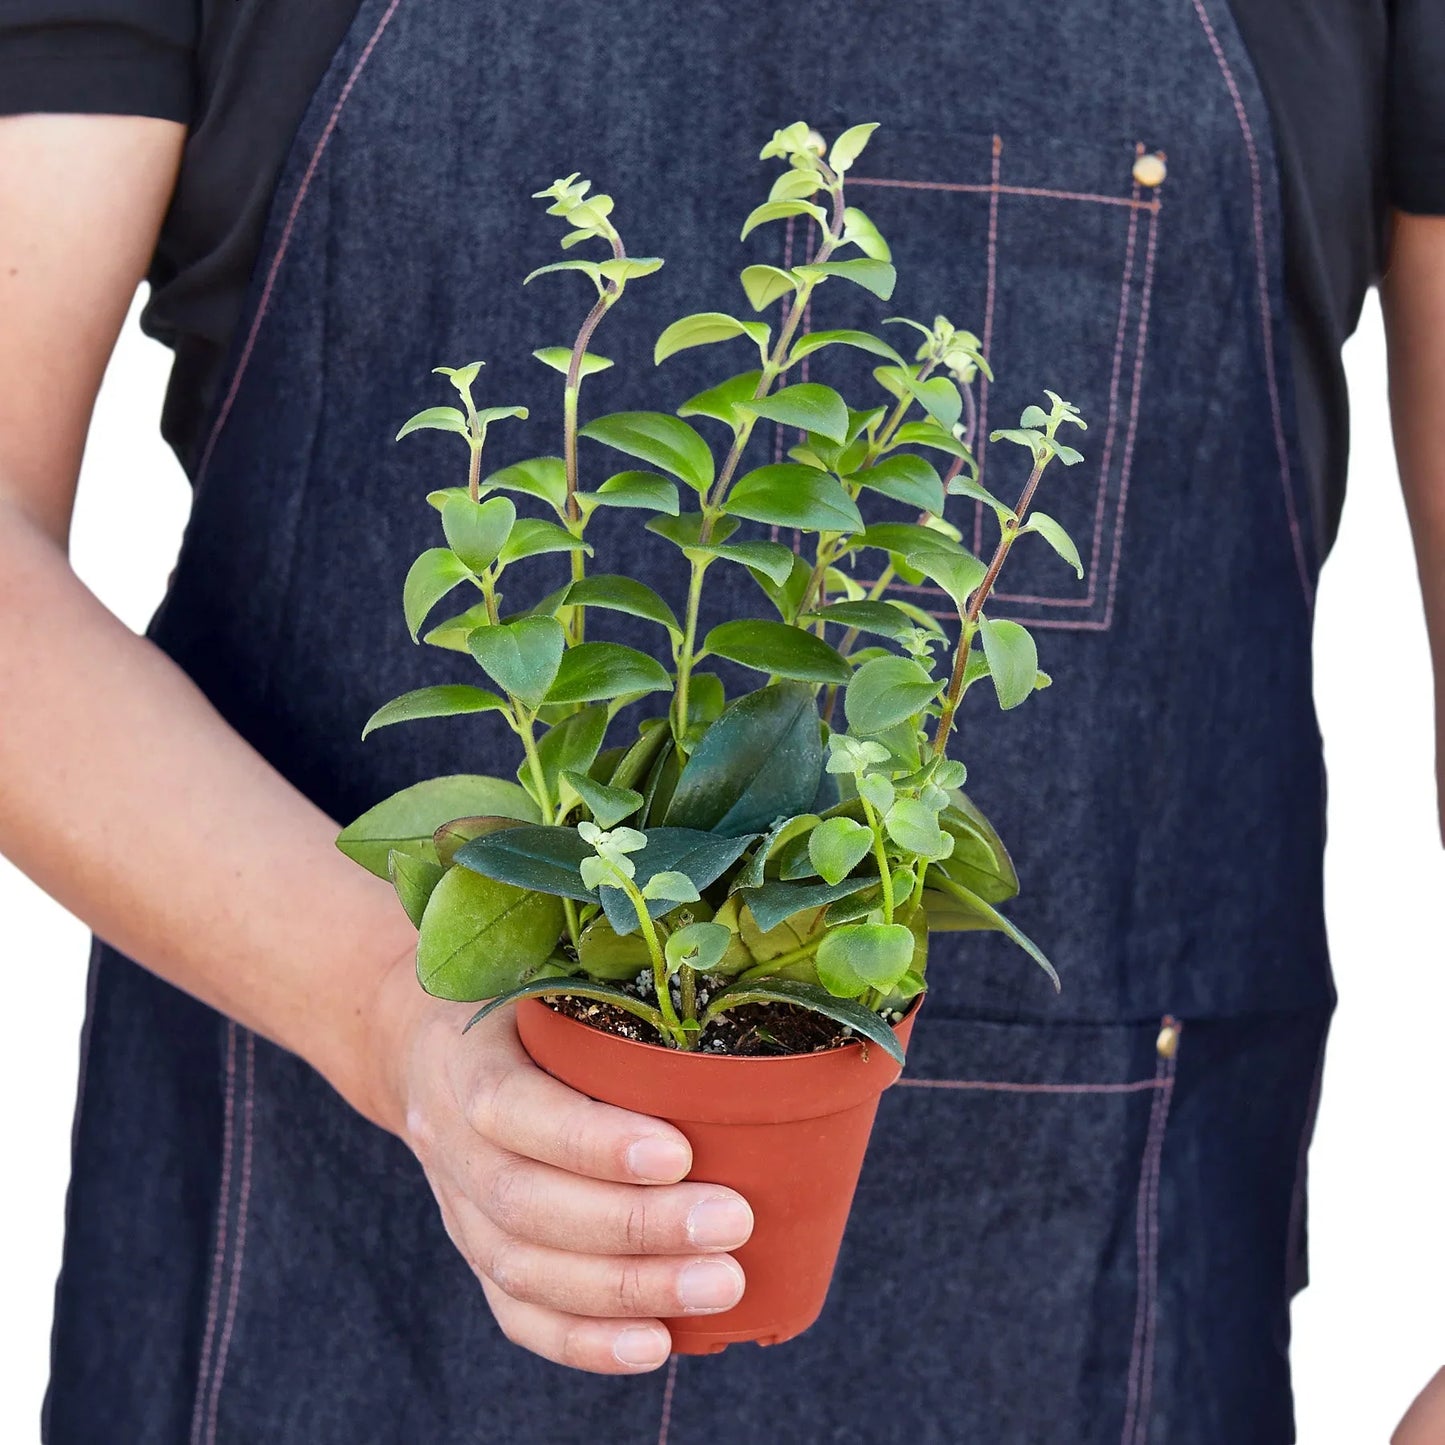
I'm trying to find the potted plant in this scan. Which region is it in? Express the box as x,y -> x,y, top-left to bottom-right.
337,120 -> 1085,1354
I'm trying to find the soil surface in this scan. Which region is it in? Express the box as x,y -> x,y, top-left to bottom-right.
546,993 -> 867,1057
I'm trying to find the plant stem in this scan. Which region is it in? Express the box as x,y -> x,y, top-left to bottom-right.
467,441 -> 482,503
671,553 -> 710,745
733,936 -> 824,985
858,793 -> 895,923
617,877 -> 689,1047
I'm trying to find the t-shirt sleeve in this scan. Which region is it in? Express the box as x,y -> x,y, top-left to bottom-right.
1389,0 -> 1445,213
0,0 -> 196,124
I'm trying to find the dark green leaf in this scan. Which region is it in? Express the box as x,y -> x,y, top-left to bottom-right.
562,575 -> 680,633
579,412 -> 714,493
545,642 -> 671,706
456,823 -> 598,901
468,616 -> 566,709
388,850 -> 446,928
737,383 -> 850,445
677,371 -> 762,431
561,769 -> 643,828
979,616 -> 1039,710
700,539 -> 800,589
788,328 -> 904,368
848,522 -> 964,561
702,620 -> 850,684
337,774 -> 539,878
845,655 -> 942,734
530,704 -> 609,805
889,421 -> 972,459
926,874 -> 1060,990
599,828 -> 756,933
498,518 -> 590,565
463,976 -> 665,1035
586,471 -> 679,515
725,465 -> 864,534
739,875 -> 875,933
404,548 -> 473,642
362,684 -> 507,739
851,454 -> 946,514
805,600 -> 919,640
433,815 -> 527,868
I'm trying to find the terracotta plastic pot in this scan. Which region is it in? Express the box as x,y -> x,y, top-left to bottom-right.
515,994 -> 919,1354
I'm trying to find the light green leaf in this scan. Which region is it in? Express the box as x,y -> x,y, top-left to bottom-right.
815,922 -> 915,997
702,620 -> 850,684
884,797 -> 953,859
1025,511 -> 1085,578
643,871 -> 702,906
740,198 -> 828,241
388,850 -> 446,929
396,405 -> 468,441
403,548 -> 473,642
788,328 -> 903,368
858,773 -> 895,814
523,258 -> 605,288
561,769 -> 644,829
416,868 -> 565,1001
725,464 -> 864,534
808,816 -> 873,886
362,684 -> 507,739
596,256 -> 665,282
337,774 -> 540,878
677,371 -> 764,431
579,411 -> 714,494
654,312 -> 771,366
497,518 -> 590,565
586,471 -> 679,515
979,616 -> 1039,710
484,456 -> 567,513
442,494 -> 515,573
829,122 -> 879,173
792,258 -> 897,300
740,264 -> 800,311
905,548 -> 988,614
664,921 -> 730,974
888,421 -> 973,459
841,206 -> 892,262
852,454 -> 946,514
947,475 -> 1014,521
532,347 -> 613,378
736,382 -> 850,445
849,522 -> 965,561
697,540 -> 800,588
845,655 -> 942,734
768,168 -> 824,202
468,616 -> 566,709
562,575 -> 681,633
545,642 -> 672,706
531,704 -> 609,805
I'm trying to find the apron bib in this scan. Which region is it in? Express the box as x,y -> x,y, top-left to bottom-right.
48,3 -> 1333,1440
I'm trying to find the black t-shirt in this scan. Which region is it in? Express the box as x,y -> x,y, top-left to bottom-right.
2,1 -> 1442,547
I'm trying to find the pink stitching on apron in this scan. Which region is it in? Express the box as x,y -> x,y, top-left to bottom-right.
851,176 -> 1160,211
204,1030 -> 257,1445
1188,0 -> 1313,609
194,0 -> 406,486
189,1021 -> 237,1445
972,135 -> 1003,556
1120,1019 -> 1181,1445
656,1354 -> 679,1444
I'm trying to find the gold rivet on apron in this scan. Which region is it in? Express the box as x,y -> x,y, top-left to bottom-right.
1156,1020 -> 1179,1059
1132,152 -> 1167,188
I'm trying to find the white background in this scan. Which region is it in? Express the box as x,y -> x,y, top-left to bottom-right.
1,294 -> 1441,1442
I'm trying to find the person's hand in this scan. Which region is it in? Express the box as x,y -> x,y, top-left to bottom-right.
1395,1366 -> 1445,1444
361,952 -> 753,1374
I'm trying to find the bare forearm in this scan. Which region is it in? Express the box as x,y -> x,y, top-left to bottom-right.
0,501 -> 414,1118
1382,213 -> 1445,841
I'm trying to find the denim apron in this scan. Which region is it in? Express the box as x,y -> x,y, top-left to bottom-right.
46,1 -> 1336,1441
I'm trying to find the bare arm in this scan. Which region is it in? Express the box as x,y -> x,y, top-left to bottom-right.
0,113 -> 749,1372
1382,211 -> 1445,844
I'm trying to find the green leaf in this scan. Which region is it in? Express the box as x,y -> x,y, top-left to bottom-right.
849,522 -> 964,561
654,312 -> 770,366
736,384 -> 850,445
666,683 -> 823,836
462,975 -> 665,1035
596,256 -> 665,283
677,371 -> 763,431
888,421 -> 972,459
884,798 -> 952,859
403,548 -> 473,642
456,823 -> 598,901
905,548 -> 989,613
599,829 -> 756,933
484,455 -> 568,513
841,206 -> 892,262
361,684 -> 507,739
442,494 -> 515,573
725,465 -> 864,534
1025,512 -> 1085,578
579,412 -> 714,494
702,620 -> 850,684
907,376 -> 963,431
416,868 -> 565,1001
733,812 -> 819,890
497,518 -> 590,566
927,875 -> 1059,991
664,921 -> 731,974
468,616 -> 566,709
739,875 -> 875,933
562,575 -> 681,633
606,719 -> 671,796
642,870 -> 701,905
531,704 -> 609,805
698,540 -> 800,588
947,475 -> 1013,521
433,815 -> 527,868
979,616 -> 1039,710
523,257 -> 605,288
388,850 -> 446,928
936,794 -> 1019,903
703,978 -> 905,1064
740,265 -> 799,311
337,774 -> 540,878
587,471 -> 679,515
829,122 -> 878,173
561,769 -> 643,829
793,258 -> 897,300
576,914 -> 654,980
815,922 -> 915,998
740,198 -> 828,241
397,405 -> 468,441
808,816 -> 873,885
546,642 -> 671,706
432,361 -> 483,390
532,347 -> 613,378
788,329 -> 903,368
805,600 -> 920,641
769,168 -> 824,202
845,655 -> 942,734
852,454 -> 946,514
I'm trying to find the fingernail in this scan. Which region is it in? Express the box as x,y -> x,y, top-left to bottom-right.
686,1198 -> 753,1249
677,1258 -> 744,1313
626,1136 -> 689,1182
612,1325 -> 670,1368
